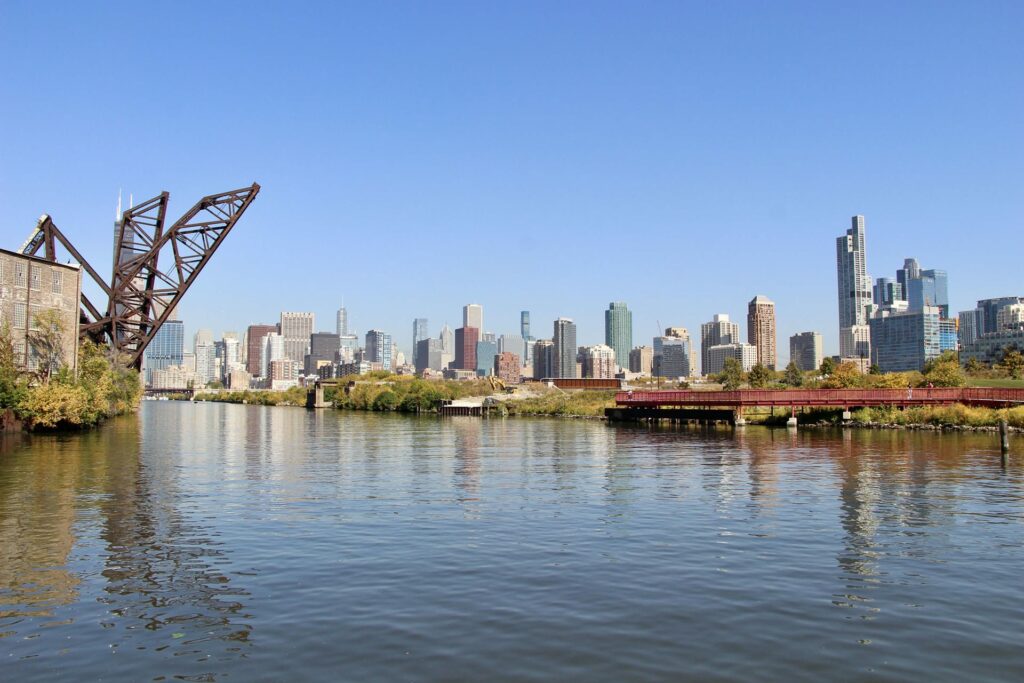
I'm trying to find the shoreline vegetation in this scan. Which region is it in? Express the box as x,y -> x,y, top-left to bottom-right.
185,360 -> 1024,433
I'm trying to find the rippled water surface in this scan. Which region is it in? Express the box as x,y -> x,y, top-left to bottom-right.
1,402 -> 1023,681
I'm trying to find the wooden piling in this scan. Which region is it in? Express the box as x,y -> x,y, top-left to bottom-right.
1000,420 -> 1010,463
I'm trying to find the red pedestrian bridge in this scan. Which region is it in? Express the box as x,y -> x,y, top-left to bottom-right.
607,387 -> 1024,424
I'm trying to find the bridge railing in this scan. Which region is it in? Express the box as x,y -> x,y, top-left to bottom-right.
615,387 -> 1024,407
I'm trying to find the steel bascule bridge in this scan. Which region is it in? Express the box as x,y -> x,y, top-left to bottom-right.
19,183 -> 259,369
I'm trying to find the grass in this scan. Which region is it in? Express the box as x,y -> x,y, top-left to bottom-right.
966,377 -> 1024,389
850,404 -> 1024,428
504,389 -> 618,418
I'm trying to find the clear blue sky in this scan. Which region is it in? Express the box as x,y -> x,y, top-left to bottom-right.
2,1 -> 1022,362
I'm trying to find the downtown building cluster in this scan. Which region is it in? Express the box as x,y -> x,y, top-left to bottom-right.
139,214 -> 1022,391
835,215 -> 1023,373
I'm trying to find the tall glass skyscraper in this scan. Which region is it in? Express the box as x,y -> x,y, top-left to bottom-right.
143,318 -> 184,386
412,318 -> 428,367
836,215 -> 872,358
520,311 -> 531,340
907,269 -> 949,318
552,318 -> 577,378
604,302 -> 632,371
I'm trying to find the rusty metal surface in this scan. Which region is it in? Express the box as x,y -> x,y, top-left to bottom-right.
615,387 -> 1024,408
21,183 -> 260,368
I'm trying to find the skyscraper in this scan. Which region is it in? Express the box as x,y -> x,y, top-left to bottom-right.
552,318 -> 577,378
246,324 -> 278,376
143,318 -> 184,386
700,314 -> 739,376
896,258 -> 920,299
789,332 -> 824,372
604,302 -> 633,371
532,339 -> 554,379
906,269 -> 949,318
454,327 -> 479,371
280,312 -> 315,365
520,311 -> 531,340
463,304 -> 483,331
580,344 -> 616,379
364,329 -> 393,370
412,318 -> 428,367
836,215 -> 872,359
193,329 -> 215,386
336,306 -> 348,336
653,330 -> 692,378
747,295 -> 777,370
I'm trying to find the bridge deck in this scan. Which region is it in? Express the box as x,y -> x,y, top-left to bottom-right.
616,387 -> 1024,409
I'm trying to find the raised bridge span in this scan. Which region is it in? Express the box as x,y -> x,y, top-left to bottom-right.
608,387 -> 1024,424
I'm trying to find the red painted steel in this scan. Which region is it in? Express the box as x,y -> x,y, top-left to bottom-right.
615,388 -> 1024,409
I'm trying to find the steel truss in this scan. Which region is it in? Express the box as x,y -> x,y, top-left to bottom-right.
21,183 -> 260,369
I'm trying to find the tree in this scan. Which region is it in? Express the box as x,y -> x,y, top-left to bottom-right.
748,363 -> 772,388
922,351 -> 965,387
783,361 -> 803,387
869,364 -> 882,375
0,323 -> 28,410
1000,347 -> 1024,380
718,358 -> 744,390
963,356 -> 985,375
819,357 -> 836,376
822,361 -> 863,389
27,308 -> 66,383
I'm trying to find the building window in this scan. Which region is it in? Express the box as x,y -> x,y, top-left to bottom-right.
15,262 -> 26,286
30,266 -> 40,290
14,303 -> 27,328
52,269 -> 63,294
29,305 -> 42,331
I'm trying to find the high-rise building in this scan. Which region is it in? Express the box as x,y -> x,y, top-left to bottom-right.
789,332 -> 824,372
907,269 -> 949,318
415,338 -> 446,373
958,310 -> 980,349
533,339 -> 554,379
604,302 -> 632,371
836,215 -> 873,359
246,324 -> 278,376
869,307 -> 942,373
896,258 -> 921,299
306,332 -> 341,374
262,332 -> 285,379
747,295 -> 777,370
552,318 -> 577,378
653,333 -> 692,378
364,330 -> 393,370
996,303 -> 1024,331
454,327 -> 479,371
143,318 -> 184,385
221,334 -> 240,382
706,343 -> 758,375
873,277 -> 903,308
193,329 -> 215,386
580,344 -> 616,379
499,334 -> 525,363
463,304 -> 483,331
977,297 -> 1024,335
700,314 -> 739,376
412,318 -> 429,368
520,311 -> 531,340
495,352 -> 521,384
476,340 -> 498,376
280,312 -> 315,365
336,306 -> 348,336
629,346 -> 654,375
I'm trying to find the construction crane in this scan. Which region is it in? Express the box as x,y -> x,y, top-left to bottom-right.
20,183 -> 260,369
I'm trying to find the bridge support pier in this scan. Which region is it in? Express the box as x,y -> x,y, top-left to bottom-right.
306,382 -> 331,409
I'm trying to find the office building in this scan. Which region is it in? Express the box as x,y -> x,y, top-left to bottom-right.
499,334 -> 524,363
836,215 -> 873,359
907,268 -> 949,318
997,303 -> 1024,331
261,333 -> 285,379
977,297 -> 1024,335
440,324 -> 454,354
306,332 -> 341,375
895,258 -> 920,299
629,346 -> 654,375
412,318 -> 428,367
869,307 -> 943,373
604,302 -> 632,371
415,338 -> 446,373
476,339 -> 498,376
958,310 -> 980,349
580,344 -> 616,379
654,329 -> 692,378
338,334 -> 359,363
336,306 -> 348,336
144,318 -> 184,385
789,332 -> 824,372
747,295 -> 777,370
454,326 -> 479,371
246,324 -> 277,376
706,343 -> 758,375
961,328 -> 1024,367
520,311 -> 531,340
533,340 -> 554,379
280,312 -> 315,365
552,318 -> 577,378
495,352 -> 521,384
700,314 -> 739,376
463,304 -> 483,331
873,277 -> 903,308
193,329 -> 215,386
364,329 -> 393,370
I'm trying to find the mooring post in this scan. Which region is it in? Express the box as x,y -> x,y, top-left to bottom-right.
1000,419 -> 1010,464
787,405 -> 797,428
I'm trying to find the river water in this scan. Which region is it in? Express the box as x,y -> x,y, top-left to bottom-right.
1,402 -> 1022,681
